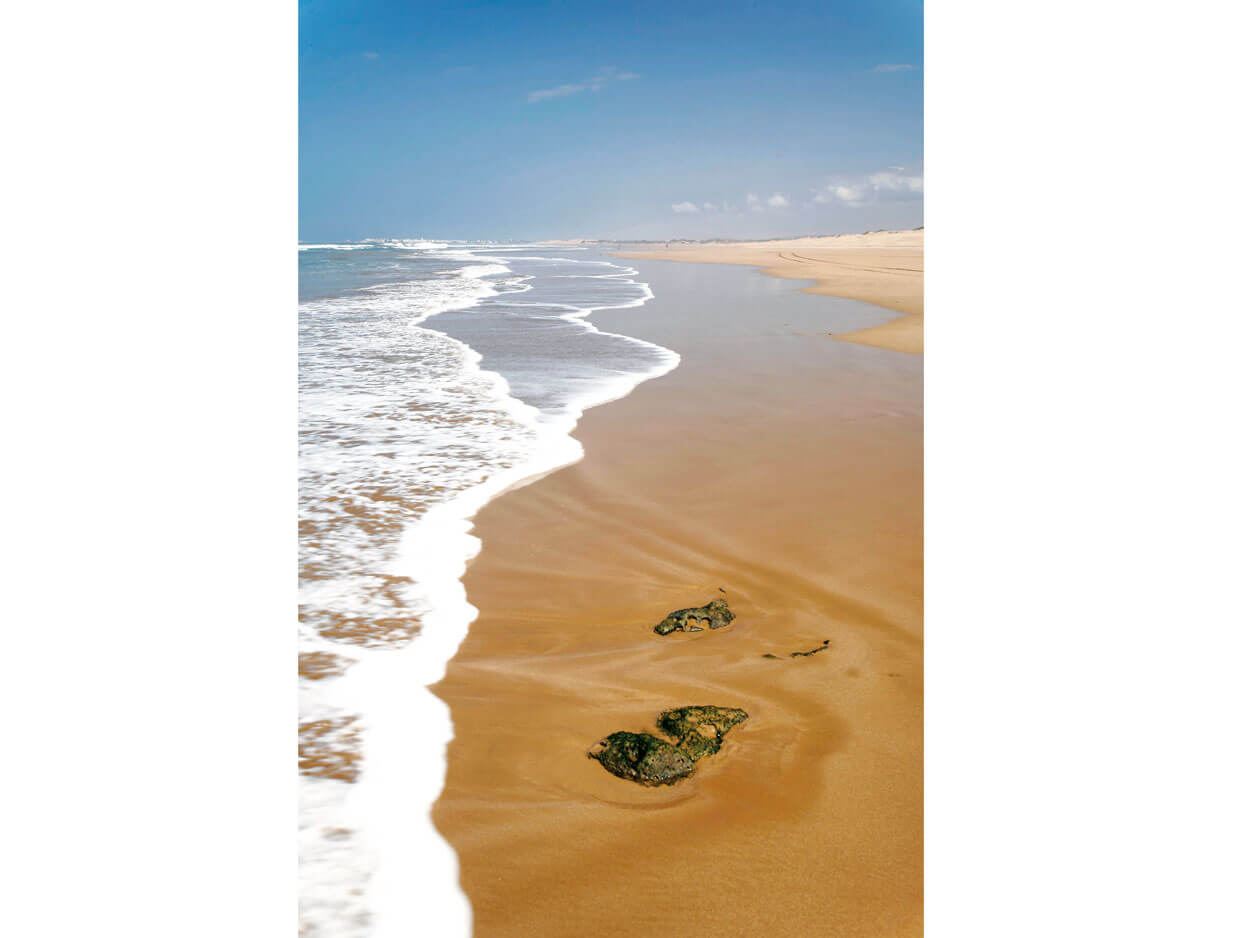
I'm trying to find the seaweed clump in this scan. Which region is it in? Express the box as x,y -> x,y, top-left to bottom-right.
763,639 -> 831,659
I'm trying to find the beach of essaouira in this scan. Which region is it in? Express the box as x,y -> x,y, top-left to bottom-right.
299,3 -> 923,936
11,1 -> 1245,936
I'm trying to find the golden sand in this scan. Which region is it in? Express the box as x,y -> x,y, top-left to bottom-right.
616,229 -> 924,354
432,257 -> 922,936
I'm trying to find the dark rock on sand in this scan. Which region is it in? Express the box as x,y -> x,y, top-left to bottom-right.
658,705 -> 749,740
588,731 -> 696,786
589,706 -> 750,785
675,724 -> 724,760
663,705 -> 750,760
654,599 -> 735,635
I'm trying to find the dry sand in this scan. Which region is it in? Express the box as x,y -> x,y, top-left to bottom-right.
432,257 -> 922,937
615,229 -> 924,354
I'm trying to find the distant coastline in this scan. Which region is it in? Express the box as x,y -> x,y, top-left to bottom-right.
610,229 -> 924,354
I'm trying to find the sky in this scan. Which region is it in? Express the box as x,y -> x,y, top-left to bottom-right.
299,0 -> 923,241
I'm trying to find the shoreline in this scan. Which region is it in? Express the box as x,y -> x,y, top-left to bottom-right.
352,249 -> 679,937
298,245 -> 678,937
432,254 -> 923,936
613,229 -> 923,354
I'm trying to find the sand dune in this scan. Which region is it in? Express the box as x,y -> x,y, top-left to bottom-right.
615,229 -> 923,354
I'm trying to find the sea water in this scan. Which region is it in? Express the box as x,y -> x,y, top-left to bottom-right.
298,241 -> 678,937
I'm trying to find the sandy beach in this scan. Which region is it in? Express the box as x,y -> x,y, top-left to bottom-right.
616,229 -> 924,354
432,255 -> 923,936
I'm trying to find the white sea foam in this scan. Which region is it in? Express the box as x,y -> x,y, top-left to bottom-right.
300,243 -> 373,251
455,262 -> 511,279
299,242 -> 677,938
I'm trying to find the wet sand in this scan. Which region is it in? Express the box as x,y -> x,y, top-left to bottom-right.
432,257 -> 923,936
616,229 -> 924,354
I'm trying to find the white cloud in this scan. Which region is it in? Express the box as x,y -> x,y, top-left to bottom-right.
866,171 -> 924,193
702,202 -> 718,212
528,83 -> 584,102
527,67 -> 639,103
873,63 -> 917,72
744,192 -> 790,212
812,167 -> 923,208
672,201 -> 701,214
362,51 -> 379,60
833,184 -> 867,207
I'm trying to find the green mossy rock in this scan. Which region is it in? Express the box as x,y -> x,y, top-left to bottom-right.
657,706 -> 750,740
589,706 -> 750,785
676,724 -> 724,760
654,599 -> 735,635
588,731 -> 696,786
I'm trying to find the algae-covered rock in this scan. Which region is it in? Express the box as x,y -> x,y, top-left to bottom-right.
675,724 -> 724,760
654,599 -> 735,635
588,731 -> 696,786
657,705 -> 749,739
658,706 -> 750,762
589,705 -> 750,785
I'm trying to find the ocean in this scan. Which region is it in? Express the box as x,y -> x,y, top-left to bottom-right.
298,240 -> 678,937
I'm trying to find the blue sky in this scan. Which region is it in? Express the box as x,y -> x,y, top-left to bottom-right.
300,0 -> 923,241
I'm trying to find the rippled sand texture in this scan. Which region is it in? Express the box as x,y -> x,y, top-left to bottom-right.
433,257 -> 923,937
616,228 -> 924,354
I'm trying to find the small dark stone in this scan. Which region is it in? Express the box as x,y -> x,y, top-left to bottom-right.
654,599 -> 735,635
588,732 -> 696,786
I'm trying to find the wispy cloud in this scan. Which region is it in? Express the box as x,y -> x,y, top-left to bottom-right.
672,201 -> 701,215
527,67 -> 639,103
745,192 -> 789,212
362,51 -> 380,61
873,63 -> 916,72
812,167 -> 923,207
